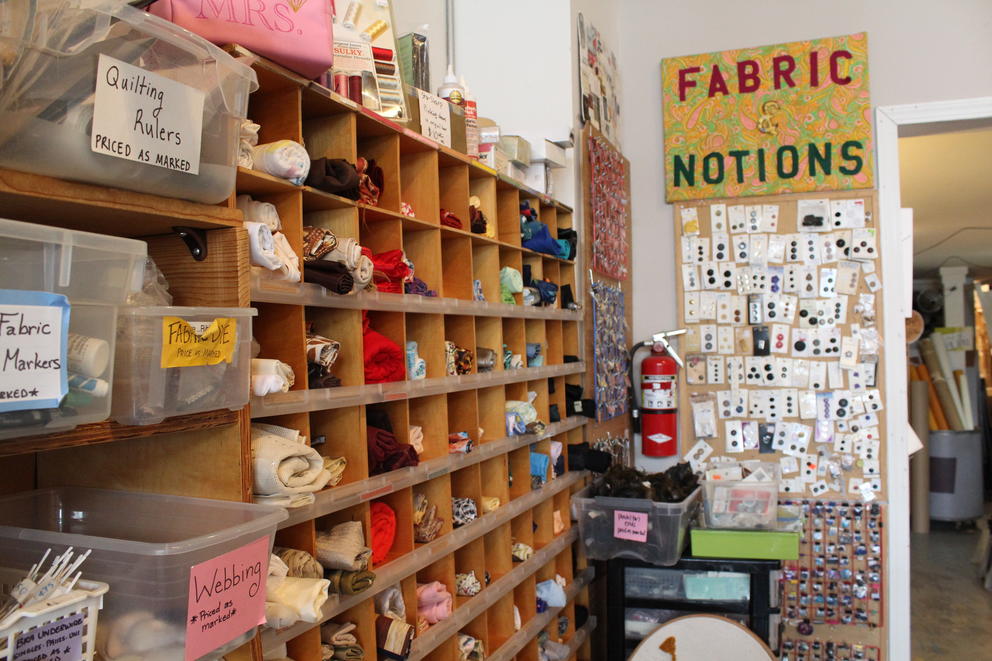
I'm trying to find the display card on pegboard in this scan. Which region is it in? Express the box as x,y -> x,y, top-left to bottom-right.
673,192 -> 886,501
592,280 -> 628,421
588,133 -> 629,280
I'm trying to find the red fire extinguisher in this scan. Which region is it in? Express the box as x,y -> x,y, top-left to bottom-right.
630,330 -> 685,457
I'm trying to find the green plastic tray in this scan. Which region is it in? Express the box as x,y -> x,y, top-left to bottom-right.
690,527 -> 799,560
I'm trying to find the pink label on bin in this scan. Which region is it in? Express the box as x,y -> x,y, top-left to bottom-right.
613,510 -> 648,542
185,536 -> 269,661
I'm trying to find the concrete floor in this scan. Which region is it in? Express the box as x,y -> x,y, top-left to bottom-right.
911,526 -> 992,659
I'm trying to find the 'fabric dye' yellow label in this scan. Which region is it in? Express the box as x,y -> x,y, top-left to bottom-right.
160,317 -> 237,368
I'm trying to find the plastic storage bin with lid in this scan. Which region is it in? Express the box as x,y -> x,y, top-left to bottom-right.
0,0 -> 257,204
572,485 -> 701,565
703,461 -> 780,530
0,218 -> 146,440
0,487 -> 287,661
112,306 -> 257,425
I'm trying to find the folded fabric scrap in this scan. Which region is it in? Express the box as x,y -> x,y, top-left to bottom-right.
316,521 -> 371,571
252,423 -> 331,505
448,431 -> 473,454
511,542 -> 533,562
326,569 -> 375,595
550,441 -> 564,477
505,411 -> 526,437
513,605 -> 522,631
357,157 -> 384,206
531,452 -> 550,484
375,614 -> 414,660
500,266 -> 523,304
238,194 -> 281,231
553,509 -> 565,535
321,621 -> 358,646
413,493 -> 444,543
557,614 -> 569,636
370,501 -> 397,565
416,581 -> 453,625
444,341 -> 457,376
329,644 -> 364,661
405,341 -> 427,380
481,496 -> 500,514
506,394 -> 539,424
370,250 -> 412,294
352,248 -> 375,293
455,345 -> 474,375
439,209 -> 463,229
245,221 -> 300,282
451,497 -> 477,528
526,421 -> 546,436
251,358 -> 295,396
239,119 -> 260,168
267,574 -> 330,624
374,584 -> 406,621
324,236 -> 362,271
325,456 -> 347,486
469,196 -> 487,235
405,275 -> 437,297
408,425 -> 425,455
306,158 -> 360,200
275,547 -> 324,579
304,259 -> 355,295
539,640 -> 570,661
309,362 -> 342,389
526,342 -> 544,367
306,328 -> 341,380
368,425 -> 419,475
400,201 -> 415,217
476,347 -> 496,373
536,597 -> 548,613
363,312 -> 406,384
536,578 -> 567,608
457,633 -> 485,661
473,279 -> 485,302
302,226 -> 339,262
254,140 -> 310,185
455,570 -> 482,597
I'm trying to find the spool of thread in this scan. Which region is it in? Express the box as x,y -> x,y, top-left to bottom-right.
377,76 -> 399,90
361,19 -> 388,42
68,373 -> 109,398
375,61 -> 396,76
334,73 -> 349,97
341,1 -> 361,29
348,75 -> 363,105
371,47 -> 394,61
67,333 -> 110,378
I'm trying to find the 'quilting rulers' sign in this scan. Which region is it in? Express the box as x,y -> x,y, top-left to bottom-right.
662,32 -> 872,201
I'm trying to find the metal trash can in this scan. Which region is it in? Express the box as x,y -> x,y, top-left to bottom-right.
929,430 -> 985,521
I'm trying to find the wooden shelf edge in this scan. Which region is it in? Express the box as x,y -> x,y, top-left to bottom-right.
260,471 -> 587,654
0,408 -> 241,457
0,168 -> 242,237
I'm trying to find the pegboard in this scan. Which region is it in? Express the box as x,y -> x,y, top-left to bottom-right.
672,191 -> 887,500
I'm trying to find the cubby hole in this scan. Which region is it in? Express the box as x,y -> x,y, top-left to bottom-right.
462,611 -> 490,660
555,545 -> 575,583
439,161 -> 471,223
306,306 -> 363,387
250,190 -> 304,259
454,537 -> 486,606
527,379 -> 550,424
366,400 -> 415,476
364,310 -> 406,383
562,321 -> 580,362
447,390 -> 480,444
502,319 -> 526,369
315,502 -> 370,557
403,226 -> 443,296
310,406 -> 367,486
540,203 -> 559,239
414,474 -> 453,544
254,411 -> 310,448
507,446 -> 530,500
286,627 -> 321,661
441,236 -> 474,300
359,214 -> 402,258
303,207 -> 360,258
496,186 -> 521,246
371,487 -> 413,567
356,132 -> 400,212
400,146 -> 440,222
485,521 -> 513,582
253,303 -> 307,389
543,260 -> 562,308
477,385 -> 506,442
488,594 -> 516,652
546,321 -> 564,365
248,82 -> 302,144
469,172 -> 498,238
522,252 -> 544,286
325,600 -> 376,660
409,394 -> 448,460
274,519 -> 316,558
533,496 -> 554,549
406,313 -> 444,378
302,111 -> 358,163
557,211 -> 573,235
525,320 -> 548,368
401,574 -> 419,629
416,554 -> 456,629
424,637 -> 455,661
499,246 -> 524,305
480,455 -> 510,510
548,377 -> 566,424
450,464 -> 482,512
472,243 -> 501,303
444,315 -> 477,373
475,317 -> 502,376
530,436 -> 552,489
514,574 -> 538,627
553,487 -> 571,537
559,262 -> 577,304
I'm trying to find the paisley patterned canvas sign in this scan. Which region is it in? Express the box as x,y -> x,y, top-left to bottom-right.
662,33 -> 872,201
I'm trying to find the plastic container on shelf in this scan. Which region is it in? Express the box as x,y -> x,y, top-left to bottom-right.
0,487 -> 287,661
111,306 -> 257,425
0,0 -> 257,204
0,567 -> 108,661
702,462 -> 780,530
572,485 -> 701,565
0,218 -> 146,440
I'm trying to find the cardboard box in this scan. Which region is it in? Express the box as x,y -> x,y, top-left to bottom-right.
531,139 -> 567,168
523,162 -> 553,196
479,143 -> 508,173
403,84 -> 467,152
499,135 -> 532,167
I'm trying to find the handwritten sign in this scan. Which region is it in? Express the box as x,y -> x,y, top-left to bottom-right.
186,535 -> 269,661
417,89 -> 452,147
92,55 -> 204,174
613,509 -> 649,542
14,611 -> 84,661
160,317 -> 237,368
0,290 -> 70,413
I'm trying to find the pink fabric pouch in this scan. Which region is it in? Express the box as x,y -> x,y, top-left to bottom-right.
149,0 -> 333,78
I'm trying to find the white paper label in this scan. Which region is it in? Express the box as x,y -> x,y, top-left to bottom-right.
417,89 -> 452,147
0,290 -> 70,412
92,55 -> 204,174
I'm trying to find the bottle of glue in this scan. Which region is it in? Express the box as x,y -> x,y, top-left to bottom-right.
437,64 -> 464,106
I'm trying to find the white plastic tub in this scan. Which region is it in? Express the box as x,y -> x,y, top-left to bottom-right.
0,488 -> 287,661
112,306 -> 256,425
0,218 -> 146,439
0,0 -> 257,203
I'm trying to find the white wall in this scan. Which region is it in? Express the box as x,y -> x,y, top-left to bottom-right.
617,0 -> 992,343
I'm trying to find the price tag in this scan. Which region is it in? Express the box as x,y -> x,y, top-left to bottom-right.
417,89 -> 452,147
160,317 -> 237,368
13,611 -> 84,661
0,290 -> 70,412
613,509 -> 648,542
186,536 -> 269,661
92,54 -> 204,174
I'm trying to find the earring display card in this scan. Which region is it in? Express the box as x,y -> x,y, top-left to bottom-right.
672,194 -> 886,501
591,281 -> 628,421
588,134 -> 629,280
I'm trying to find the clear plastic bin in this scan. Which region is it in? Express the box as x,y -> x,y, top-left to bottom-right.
0,487 -> 287,661
0,0 -> 257,204
572,485 -> 701,565
112,306 -> 257,425
0,218 -> 146,439
703,462 -> 780,530
625,567 -> 750,603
